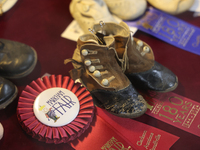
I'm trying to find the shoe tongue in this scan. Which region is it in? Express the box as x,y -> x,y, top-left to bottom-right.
79,33 -> 114,47
86,39 -> 99,44
86,36 -> 114,47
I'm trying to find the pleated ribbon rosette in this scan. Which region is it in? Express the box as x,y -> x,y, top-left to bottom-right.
17,75 -> 94,144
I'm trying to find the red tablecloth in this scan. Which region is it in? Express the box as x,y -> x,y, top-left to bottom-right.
0,0 -> 200,149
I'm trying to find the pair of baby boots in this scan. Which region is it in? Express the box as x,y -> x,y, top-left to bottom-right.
65,21 -> 178,118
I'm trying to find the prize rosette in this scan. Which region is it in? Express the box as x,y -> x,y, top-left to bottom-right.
17,75 -> 94,144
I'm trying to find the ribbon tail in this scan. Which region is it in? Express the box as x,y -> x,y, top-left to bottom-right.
69,68 -> 84,81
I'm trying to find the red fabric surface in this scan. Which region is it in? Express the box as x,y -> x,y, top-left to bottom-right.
0,0 -> 200,149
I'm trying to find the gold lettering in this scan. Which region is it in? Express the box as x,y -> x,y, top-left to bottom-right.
192,35 -> 200,47
184,101 -> 193,107
169,96 -> 183,106
167,19 -> 179,27
137,130 -> 147,146
144,133 -> 154,149
150,134 -> 161,150
198,124 -> 200,129
163,105 -> 178,115
173,115 -> 182,123
180,110 -> 188,115
147,103 -> 154,111
102,137 -> 132,150
142,23 -> 153,30
114,142 -> 124,150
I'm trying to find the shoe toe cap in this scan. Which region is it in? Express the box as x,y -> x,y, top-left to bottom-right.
91,84 -> 147,118
0,39 -> 37,78
127,61 -> 178,92
0,77 -> 17,108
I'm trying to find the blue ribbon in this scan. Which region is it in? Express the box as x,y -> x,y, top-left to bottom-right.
125,7 -> 200,56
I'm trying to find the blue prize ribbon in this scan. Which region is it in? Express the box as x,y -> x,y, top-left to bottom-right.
125,7 -> 200,55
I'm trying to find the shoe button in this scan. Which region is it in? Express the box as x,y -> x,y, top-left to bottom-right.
93,70 -> 101,77
137,40 -> 143,46
84,59 -> 91,66
89,66 -> 95,72
143,46 -> 150,53
82,49 -> 88,56
101,79 -> 108,86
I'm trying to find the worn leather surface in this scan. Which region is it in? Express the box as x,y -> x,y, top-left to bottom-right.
93,22 -> 177,92
93,22 -> 155,73
73,34 -> 131,91
69,34 -> 147,118
0,77 -> 16,105
0,39 -> 37,78
91,84 -> 147,118
126,61 -> 178,92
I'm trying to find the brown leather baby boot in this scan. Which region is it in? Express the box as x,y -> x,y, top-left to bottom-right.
93,21 -> 178,92
65,34 -> 147,118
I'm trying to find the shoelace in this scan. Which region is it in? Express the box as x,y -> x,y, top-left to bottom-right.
121,31 -> 150,71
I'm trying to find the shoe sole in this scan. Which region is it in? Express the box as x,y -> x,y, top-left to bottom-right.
0,85 -> 18,110
1,47 -> 37,79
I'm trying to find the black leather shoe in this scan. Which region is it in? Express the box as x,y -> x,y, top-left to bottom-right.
0,39 -> 37,79
0,77 -> 18,109
126,61 -> 178,92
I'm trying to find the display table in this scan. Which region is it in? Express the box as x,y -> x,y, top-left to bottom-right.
0,0 -> 200,149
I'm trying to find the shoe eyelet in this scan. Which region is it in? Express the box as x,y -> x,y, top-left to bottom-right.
93,70 -> 101,77
82,49 -> 88,56
89,66 -> 95,72
84,59 -> 91,66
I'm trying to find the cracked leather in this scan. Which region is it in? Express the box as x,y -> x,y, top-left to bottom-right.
91,84 -> 147,118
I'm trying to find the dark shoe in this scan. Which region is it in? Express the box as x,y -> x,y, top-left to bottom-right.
0,39 -> 37,79
93,21 -> 178,92
65,34 -> 147,118
0,77 -> 18,109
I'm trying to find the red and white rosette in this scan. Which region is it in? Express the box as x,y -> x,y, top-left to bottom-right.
17,75 -> 94,144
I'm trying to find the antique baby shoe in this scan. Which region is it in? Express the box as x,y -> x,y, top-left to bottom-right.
65,34 -> 147,118
93,21 -> 178,92
104,0 -> 147,20
0,76 -> 18,109
147,0 -> 195,15
0,39 -> 37,79
69,0 -> 117,33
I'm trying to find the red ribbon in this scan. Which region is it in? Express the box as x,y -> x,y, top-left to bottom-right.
71,107 -> 179,150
